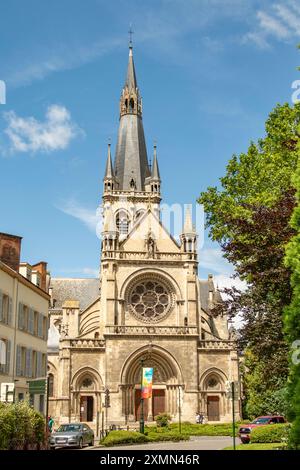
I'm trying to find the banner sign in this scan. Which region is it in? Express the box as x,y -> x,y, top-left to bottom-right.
141,367 -> 153,399
28,379 -> 46,395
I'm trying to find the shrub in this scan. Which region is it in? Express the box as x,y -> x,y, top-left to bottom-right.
100,429 -> 190,447
147,431 -> 189,442
100,431 -> 149,447
155,413 -> 171,427
250,424 -> 290,443
0,401 -> 46,450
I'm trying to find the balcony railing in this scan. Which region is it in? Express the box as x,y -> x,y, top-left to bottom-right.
69,339 -> 105,349
105,325 -> 198,336
102,250 -> 197,262
198,340 -> 235,350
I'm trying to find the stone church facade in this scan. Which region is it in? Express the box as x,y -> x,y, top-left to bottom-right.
47,43 -> 240,431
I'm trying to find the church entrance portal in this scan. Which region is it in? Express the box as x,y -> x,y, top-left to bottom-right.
135,389 -> 165,421
207,396 -> 220,421
80,396 -> 94,422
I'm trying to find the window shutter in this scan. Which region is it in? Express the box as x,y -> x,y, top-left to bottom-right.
29,308 -> 34,334
6,340 -> 11,374
41,354 -> 45,376
37,352 -> 41,377
0,339 -> 6,371
38,314 -> 43,337
0,290 -> 3,322
8,297 -> 12,325
16,345 -> 21,376
18,303 -> 24,330
28,348 -> 32,377
25,348 -> 30,377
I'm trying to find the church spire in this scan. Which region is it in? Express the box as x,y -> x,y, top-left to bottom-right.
103,141 -> 116,193
114,43 -> 150,191
151,143 -> 160,181
125,42 -> 137,91
104,142 -> 114,179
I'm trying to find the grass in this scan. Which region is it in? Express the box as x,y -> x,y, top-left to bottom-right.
223,442 -> 287,451
168,422 -> 248,437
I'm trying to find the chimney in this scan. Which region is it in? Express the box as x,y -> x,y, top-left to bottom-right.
32,261 -> 48,292
0,232 -> 22,272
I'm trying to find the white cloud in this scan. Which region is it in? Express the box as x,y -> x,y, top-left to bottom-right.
7,37 -> 124,87
3,105 -> 83,154
257,10 -> 290,39
244,1 -> 300,49
199,246 -> 233,274
199,246 -> 247,301
3,1 -> 252,87
275,3 -> 300,33
56,199 -> 101,233
214,273 -> 247,294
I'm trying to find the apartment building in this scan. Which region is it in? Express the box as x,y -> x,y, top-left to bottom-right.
0,232 -> 50,413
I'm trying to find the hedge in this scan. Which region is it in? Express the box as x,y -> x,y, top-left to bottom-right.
147,430 -> 189,442
250,424 -> 290,443
101,431 -> 149,447
0,401 -> 46,450
100,429 -> 189,447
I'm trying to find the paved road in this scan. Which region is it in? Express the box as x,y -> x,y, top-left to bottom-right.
85,436 -> 239,451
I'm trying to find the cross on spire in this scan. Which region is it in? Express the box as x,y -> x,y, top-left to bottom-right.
128,25 -> 134,48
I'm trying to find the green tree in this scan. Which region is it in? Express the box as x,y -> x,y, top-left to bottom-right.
199,103 -> 300,413
284,153 -> 300,449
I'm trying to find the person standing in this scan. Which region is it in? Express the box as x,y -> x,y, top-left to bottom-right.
48,416 -> 54,433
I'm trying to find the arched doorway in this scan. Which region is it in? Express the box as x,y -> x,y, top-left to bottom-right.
200,369 -> 227,422
71,368 -> 103,424
121,345 -> 183,422
79,378 -> 95,422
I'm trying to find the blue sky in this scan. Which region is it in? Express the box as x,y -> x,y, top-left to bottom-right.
0,0 -> 299,287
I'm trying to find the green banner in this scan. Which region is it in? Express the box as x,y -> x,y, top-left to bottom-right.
28,379 -> 46,395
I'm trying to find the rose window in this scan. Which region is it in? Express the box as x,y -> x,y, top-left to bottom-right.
128,279 -> 173,322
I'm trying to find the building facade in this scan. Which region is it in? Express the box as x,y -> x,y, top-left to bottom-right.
48,44 -> 240,430
0,232 -> 50,413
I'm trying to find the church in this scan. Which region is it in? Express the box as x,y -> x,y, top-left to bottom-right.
47,42 -> 240,431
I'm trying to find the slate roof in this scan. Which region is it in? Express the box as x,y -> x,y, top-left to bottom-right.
50,278 -> 100,311
199,279 -> 223,314
114,114 -> 150,191
114,47 -> 150,191
126,45 -> 137,90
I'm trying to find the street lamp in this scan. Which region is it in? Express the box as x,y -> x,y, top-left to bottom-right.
139,343 -> 153,434
139,358 -> 145,434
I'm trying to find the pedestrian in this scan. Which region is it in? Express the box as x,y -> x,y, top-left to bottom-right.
48,415 -> 54,433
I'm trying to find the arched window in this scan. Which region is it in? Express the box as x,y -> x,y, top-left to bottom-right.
80,376 -> 95,390
116,210 -> 130,235
129,98 -> 134,112
205,374 -> 221,391
48,373 -> 54,397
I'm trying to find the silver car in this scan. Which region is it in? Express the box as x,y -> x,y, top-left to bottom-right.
49,423 -> 94,449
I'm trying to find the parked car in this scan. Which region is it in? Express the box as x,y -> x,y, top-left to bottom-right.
238,415 -> 286,444
49,423 -> 94,449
